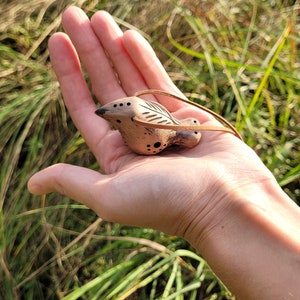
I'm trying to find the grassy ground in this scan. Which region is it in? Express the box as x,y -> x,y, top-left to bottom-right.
0,0 -> 299,299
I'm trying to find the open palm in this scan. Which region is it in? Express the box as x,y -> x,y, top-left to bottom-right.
28,6 -> 273,238
27,7 -> 300,299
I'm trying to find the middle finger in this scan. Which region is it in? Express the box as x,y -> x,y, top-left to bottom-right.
90,10 -> 153,99
62,6 -> 126,103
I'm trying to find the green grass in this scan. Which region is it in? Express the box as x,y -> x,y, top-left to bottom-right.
0,0 -> 299,299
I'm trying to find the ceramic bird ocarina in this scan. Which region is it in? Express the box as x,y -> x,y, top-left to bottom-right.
96,96 -> 201,155
95,90 -> 242,155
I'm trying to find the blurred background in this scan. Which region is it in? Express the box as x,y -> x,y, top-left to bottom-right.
0,0 -> 299,299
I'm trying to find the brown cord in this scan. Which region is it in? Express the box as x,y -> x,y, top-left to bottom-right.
134,89 -> 243,140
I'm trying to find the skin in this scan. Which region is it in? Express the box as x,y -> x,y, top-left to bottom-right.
27,6 -> 300,299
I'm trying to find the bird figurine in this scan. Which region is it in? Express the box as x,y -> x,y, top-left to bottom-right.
95,90 -> 242,155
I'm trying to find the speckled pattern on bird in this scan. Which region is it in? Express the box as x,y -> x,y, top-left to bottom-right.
95,96 -> 201,155
95,90 -> 242,155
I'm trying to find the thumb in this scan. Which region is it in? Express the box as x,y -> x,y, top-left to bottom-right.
27,163 -> 112,217
27,163 -> 166,229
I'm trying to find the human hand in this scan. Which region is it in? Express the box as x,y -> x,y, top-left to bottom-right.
27,6 -> 276,239
28,7 -> 300,299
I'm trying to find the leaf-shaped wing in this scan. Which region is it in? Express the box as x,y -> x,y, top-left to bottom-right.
138,100 -> 180,125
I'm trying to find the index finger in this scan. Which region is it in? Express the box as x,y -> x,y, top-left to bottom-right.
48,32 -> 111,163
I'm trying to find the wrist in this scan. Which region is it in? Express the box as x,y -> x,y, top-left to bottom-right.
185,173 -> 300,299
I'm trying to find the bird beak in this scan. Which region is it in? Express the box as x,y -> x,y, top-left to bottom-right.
95,108 -> 108,116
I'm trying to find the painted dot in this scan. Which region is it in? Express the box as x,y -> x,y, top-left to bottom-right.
113,104 -> 117,108
119,103 -> 123,107
154,142 -> 161,148
147,144 -> 151,147
116,120 -> 121,123
194,131 -> 198,134
127,102 -> 131,106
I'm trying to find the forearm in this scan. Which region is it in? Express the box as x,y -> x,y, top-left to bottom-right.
188,178 -> 300,299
